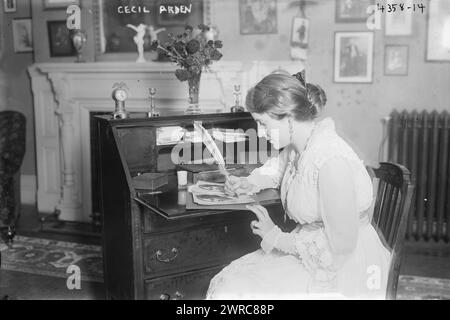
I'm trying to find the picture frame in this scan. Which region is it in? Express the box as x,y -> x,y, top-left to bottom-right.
384,45 -> 409,76
385,0 -> 413,36
12,18 -> 33,53
47,20 -> 76,57
335,0 -> 374,23
426,0 -> 450,62
43,0 -> 80,10
291,17 -> 309,48
334,31 -> 374,83
239,0 -> 278,35
3,0 -> 16,13
92,0 -> 212,60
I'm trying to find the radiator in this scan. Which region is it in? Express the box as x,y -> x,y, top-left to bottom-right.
384,110 -> 450,242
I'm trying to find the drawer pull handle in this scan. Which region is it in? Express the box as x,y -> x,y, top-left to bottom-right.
156,248 -> 178,263
159,293 -> 170,300
174,291 -> 184,300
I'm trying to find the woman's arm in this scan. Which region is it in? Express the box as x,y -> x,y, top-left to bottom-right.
261,157 -> 359,269
245,147 -> 290,192
319,157 -> 359,255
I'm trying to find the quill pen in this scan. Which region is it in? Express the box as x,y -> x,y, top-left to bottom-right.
193,122 -> 230,177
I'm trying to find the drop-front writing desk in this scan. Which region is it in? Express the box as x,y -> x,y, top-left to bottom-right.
95,112 -> 294,300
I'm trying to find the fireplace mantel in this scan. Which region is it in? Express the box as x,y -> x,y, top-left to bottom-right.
28,60 -> 303,222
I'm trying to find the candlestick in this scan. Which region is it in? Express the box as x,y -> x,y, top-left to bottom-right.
147,87 -> 159,117
231,84 -> 244,113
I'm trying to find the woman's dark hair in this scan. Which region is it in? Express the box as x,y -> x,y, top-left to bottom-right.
245,73 -> 327,121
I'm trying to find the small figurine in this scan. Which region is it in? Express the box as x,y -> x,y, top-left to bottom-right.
127,24 -> 166,63
148,25 -> 166,43
127,23 -> 148,63
231,84 -> 244,112
112,82 -> 129,119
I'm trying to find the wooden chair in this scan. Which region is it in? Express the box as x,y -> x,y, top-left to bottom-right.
366,162 -> 414,300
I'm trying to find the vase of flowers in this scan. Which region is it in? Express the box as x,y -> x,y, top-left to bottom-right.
151,24 -> 223,114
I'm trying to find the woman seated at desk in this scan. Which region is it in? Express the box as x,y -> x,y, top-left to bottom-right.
206,71 -> 390,299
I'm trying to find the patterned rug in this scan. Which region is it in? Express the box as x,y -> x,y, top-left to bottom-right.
1,236 -> 450,299
0,236 -> 103,283
397,275 -> 450,300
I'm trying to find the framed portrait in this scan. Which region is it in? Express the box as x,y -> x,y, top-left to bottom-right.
12,18 -> 33,53
384,45 -> 409,75
291,17 -> 309,48
239,0 -> 277,35
47,20 -> 76,57
385,0 -> 413,36
3,0 -> 16,13
43,0 -> 80,9
426,0 -> 450,62
335,0 -> 374,23
93,0 -> 211,60
334,31 -> 374,83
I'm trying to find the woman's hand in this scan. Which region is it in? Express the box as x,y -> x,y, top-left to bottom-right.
224,176 -> 255,196
246,204 -> 276,239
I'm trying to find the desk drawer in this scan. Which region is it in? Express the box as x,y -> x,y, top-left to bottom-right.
143,223 -> 258,276
145,266 -> 222,300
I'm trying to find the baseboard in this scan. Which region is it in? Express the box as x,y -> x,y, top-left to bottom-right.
21,174 -> 36,205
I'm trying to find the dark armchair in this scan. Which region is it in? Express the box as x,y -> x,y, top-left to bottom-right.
0,110 -> 26,246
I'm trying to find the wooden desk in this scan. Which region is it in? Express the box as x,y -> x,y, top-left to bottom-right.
96,113 -> 294,300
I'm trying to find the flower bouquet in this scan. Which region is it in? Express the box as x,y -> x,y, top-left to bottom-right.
151,24 -> 223,114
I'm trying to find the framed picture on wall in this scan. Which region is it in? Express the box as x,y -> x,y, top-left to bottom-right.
426,0 -> 450,62
384,45 -> 409,75
335,0 -> 374,23
385,0 -> 413,36
93,0 -> 211,59
239,0 -> 278,35
291,17 -> 309,48
334,31 -> 374,83
47,20 -> 76,57
3,0 -> 17,13
43,0 -> 80,10
12,18 -> 33,53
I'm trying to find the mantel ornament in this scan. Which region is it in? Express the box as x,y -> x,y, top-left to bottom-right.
127,24 -> 166,63
112,82 -> 129,119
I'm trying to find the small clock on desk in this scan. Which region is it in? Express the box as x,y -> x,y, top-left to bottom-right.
112,83 -> 129,120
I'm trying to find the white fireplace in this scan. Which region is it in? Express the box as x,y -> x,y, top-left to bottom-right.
28,60 -> 303,222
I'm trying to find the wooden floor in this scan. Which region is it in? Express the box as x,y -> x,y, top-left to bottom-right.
1,205 -> 450,299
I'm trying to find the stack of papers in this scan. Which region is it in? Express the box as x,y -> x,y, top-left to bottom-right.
156,126 -> 185,145
183,130 -> 204,143
212,128 -> 247,143
188,180 -> 255,206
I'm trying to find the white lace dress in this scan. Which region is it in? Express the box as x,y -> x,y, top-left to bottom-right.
206,118 -> 391,300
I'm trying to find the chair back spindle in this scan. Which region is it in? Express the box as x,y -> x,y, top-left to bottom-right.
367,162 -> 414,300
